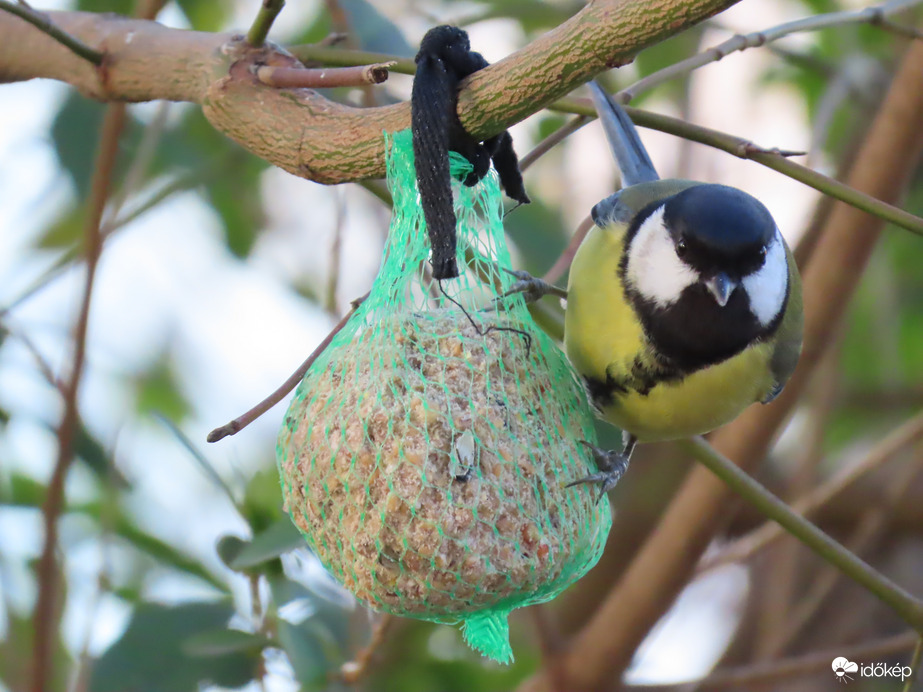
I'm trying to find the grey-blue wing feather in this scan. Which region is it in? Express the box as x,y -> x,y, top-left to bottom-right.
589,81 -> 659,187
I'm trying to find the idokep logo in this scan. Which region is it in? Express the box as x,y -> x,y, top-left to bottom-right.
832,657 -> 858,683
832,656 -> 913,684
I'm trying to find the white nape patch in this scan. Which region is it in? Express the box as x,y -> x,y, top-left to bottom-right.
742,229 -> 788,327
625,206 -> 698,307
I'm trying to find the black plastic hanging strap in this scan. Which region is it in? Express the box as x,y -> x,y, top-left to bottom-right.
411,25 -> 530,280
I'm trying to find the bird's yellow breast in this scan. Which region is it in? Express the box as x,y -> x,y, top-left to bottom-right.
564,223 -> 776,442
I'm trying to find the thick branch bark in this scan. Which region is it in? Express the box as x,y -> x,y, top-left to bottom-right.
0,0 -> 741,184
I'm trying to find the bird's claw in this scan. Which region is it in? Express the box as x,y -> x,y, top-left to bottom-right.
565,440 -> 631,504
497,268 -> 567,305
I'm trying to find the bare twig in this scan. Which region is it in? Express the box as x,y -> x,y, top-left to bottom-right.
0,0 -> 103,64
698,411 -> 923,573
552,97 -> 923,237
246,0 -> 285,48
520,115 -> 590,172
339,614 -> 393,684
287,44 -> 417,75
325,189 -> 345,314
255,62 -> 394,88
903,637 -> 923,692
678,436 -> 923,633
207,291 -> 369,443
104,101 -> 171,226
626,631 -> 919,690
770,436 -> 923,656
31,103 -> 126,692
617,0 -> 923,102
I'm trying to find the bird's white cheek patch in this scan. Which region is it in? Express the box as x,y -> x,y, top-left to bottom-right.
742,230 -> 788,327
626,206 -> 697,308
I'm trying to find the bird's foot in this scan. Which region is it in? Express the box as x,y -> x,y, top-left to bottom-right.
497,268 -> 567,305
566,440 -> 632,504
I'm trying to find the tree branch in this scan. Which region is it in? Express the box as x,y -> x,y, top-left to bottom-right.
553,97 -> 923,237
0,0 -> 104,65
680,437 -> 923,631
246,0 -> 284,47
0,0 -> 743,184
31,102 -> 125,692
617,0 -> 923,102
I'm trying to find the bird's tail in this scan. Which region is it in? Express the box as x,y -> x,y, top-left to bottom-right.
588,81 -> 659,187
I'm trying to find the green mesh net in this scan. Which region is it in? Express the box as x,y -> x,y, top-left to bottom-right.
277,129 -> 611,663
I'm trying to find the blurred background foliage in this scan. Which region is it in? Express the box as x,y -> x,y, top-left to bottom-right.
0,0 -> 921,690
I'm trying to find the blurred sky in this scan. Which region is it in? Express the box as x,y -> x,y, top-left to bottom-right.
0,0 -> 825,686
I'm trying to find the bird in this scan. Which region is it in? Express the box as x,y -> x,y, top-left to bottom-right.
560,82 -> 803,499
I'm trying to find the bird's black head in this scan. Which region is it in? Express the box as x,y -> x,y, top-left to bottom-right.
662,184 -> 776,280
621,183 -> 789,373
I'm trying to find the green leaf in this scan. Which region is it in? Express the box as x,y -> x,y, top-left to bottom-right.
76,0 -> 134,14
135,358 -> 191,421
173,0 -> 233,31
340,0 -> 414,56
241,469 -> 286,533
152,111 -> 268,258
182,628 -> 270,657
216,535 -> 248,569
504,198 -> 567,277
73,418 -> 131,487
34,205 -> 83,249
276,619 -> 330,688
0,611 -> 70,692
90,602 -> 257,692
228,519 -> 306,571
0,474 -> 228,592
50,93 -> 141,200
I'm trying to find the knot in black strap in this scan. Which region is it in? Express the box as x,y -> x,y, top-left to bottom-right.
411,25 -> 529,280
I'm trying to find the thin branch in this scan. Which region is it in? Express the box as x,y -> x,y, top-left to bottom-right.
679,436 -> 923,632
627,631 -> 919,691
770,435 -> 923,656
246,0 -> 285,48
903,637 -> 923,692
325,189 -> 345,314
698,411 -> 923,573
104,101 -> 171,226
31,103 -> 126,692
551,97 -> 923,237
255,62 -> 394,88
0,0 -> 103,65
339,614 -> 394,684
207,291 -> 369,443
520,115 -> 590,172
617,0 -> 923,102
287,44 -> 416,75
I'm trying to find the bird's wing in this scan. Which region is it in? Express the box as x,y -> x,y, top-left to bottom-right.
589,81 -> 659,187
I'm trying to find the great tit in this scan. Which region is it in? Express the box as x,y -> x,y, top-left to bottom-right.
562,83 -> 803,498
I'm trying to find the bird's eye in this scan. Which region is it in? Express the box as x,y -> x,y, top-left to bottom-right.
675,239 -> 687,258
759,246 -> 768,260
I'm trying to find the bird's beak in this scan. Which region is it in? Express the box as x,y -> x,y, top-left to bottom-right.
704,272 -> 737,307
